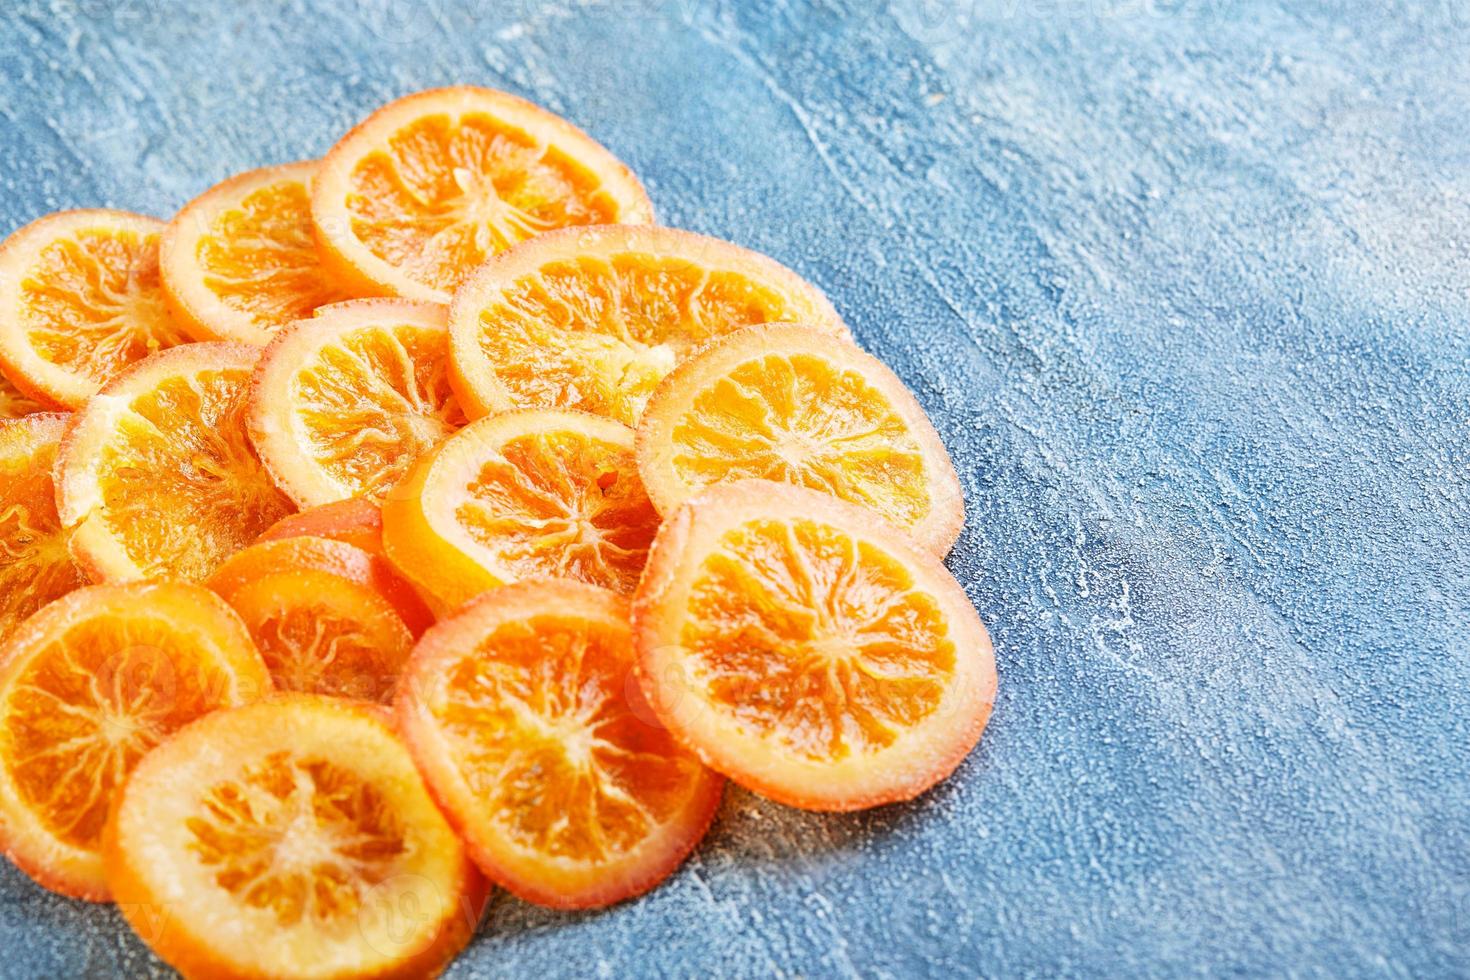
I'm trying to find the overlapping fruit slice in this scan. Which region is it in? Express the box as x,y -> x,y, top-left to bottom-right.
633,481 -> 996,811
55,343 -> 295,583
105,695 -> 488,978
161,160 -> 357,346
638,323 -> 965,554
312,86 -> 654,304
257,497 -> 385,556
0,581 -> 269,899
248,299 -> 465,507
398,580 -> 722,908
0,373 -> 50,419
448,225 -> 847,424
382,409 -> 660,611
0,210 -> 190,408
207,537 -> 432,703
0,414 -> 87,643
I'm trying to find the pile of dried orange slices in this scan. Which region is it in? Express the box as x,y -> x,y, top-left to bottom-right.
0,86 -> 996,978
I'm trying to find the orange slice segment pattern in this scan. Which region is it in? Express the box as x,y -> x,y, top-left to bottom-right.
0,582 -> 269,899
0,211 -> 190,408
382,409 -> 660,611
163,161 -> 357,345
208,537 -> 428,703
638,323 -> 964,554
633,481 -> 995,811
0,414 -> 87,642
398,581 -> 722,908
106,696 -> 487,978
448,225 -> 847,424
313,86 -> 654,303
248,299 -> 464,507
55,343 -> 294,583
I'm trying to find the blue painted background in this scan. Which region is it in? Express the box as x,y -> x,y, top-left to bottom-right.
2,0 -> 1467,976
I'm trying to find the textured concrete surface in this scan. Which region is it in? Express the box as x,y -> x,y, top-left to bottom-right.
2,0 -> 1468,976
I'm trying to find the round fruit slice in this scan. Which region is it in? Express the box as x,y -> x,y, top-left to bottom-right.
161,160 -> 358,346
0,372 -> 51,419
55,343 -> 295,583
382,409 -> 660,611
312,86 -> 654,304
398,580 -> 722,908
0,210 -> 190,408
0,581 -> 270,899
257,497 -> 385,556
0,414 -> 87,644
105,695 -> 488,979
637,323 -> 965,555
207,537 -> 431,703
633,480 -> 996,812
247,299 -> 465,507
448,225 -> 847,425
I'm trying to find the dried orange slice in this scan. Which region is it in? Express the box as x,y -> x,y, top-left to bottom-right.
207,537 -> 431,703
55,343 -> 295,583
0,372 -> 51,419
398,580 -> 722,908
0,210 -> 190,408
637,323 -> 964,554
0,581 -> 269,899
448,225 -> 847,425
0,414 -> 87,643
312,86 -> 654,304
161,160 -> 357,346
257,497 -> 385,556
247,299 -> 465,508
382,409 -> 659,611
633,481 -> 996,811
105,695 -> 488,978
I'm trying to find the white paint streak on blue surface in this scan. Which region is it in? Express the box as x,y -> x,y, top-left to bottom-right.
0,0 -> 1466,976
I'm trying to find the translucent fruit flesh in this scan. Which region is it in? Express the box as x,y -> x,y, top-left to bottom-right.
248,300 -> 465,507
57,344 -> 294,583
0,582 -> 268,899
0,415 -> 86,643
0,211 -> 190,408
398,581 -> 722,907
347,118 -> 614,294
164,161 -> 356,345
382,410 -> 659,611
637,323 -> 964,554
633,481 -> 995,811
105,696 -> 486,978
449,226 -> 846,425
207,537 -> 426,704
313,87 -> 654,302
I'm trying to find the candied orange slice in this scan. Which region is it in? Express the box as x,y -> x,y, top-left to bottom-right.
0,414 -> 87,643
0,372 -> 51,419
0,210 -> 190,408
398,580 -> 722,908
448,225 -> 847,425
257,497 -> 385,556
106,695 -> 488,978
312,86 -> 654,304
208,537 -> 431,703
638,323 -> 964,554
55,343 -> 294,583
0,581 -> 269,899
247,298 -> 465,507
633,481 -> 996,811
382,409 -> 660,611
161,160 -> 358,346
